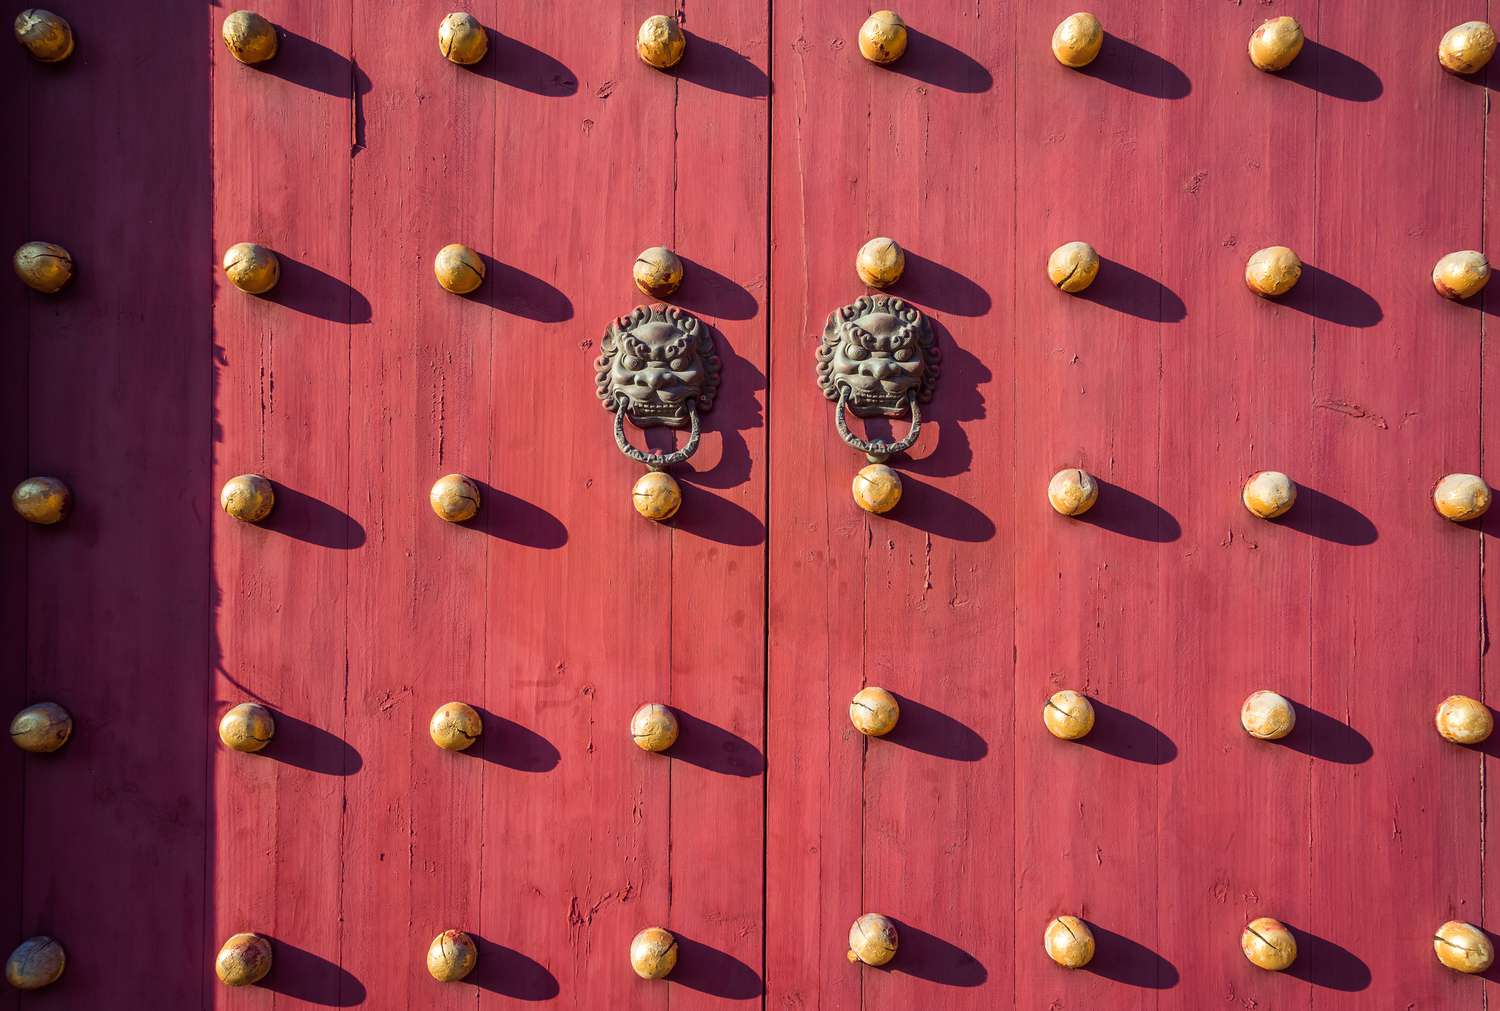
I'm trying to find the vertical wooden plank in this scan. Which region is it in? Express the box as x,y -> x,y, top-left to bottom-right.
211,1 -> 355,1006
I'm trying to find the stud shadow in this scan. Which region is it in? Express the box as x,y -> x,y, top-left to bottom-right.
1083,924 -> 1179,989
877,921 -> 986,986
1076,700 -> 1177,765
896,319 -> 990,480
1453,288 -> 1500,319
668,256 -> 760,321
261,484 -> 367,549
676,325 -> 765,490
883,696 -> 987,761
468,707 -> 560,773
472,254 -> 574,322
1079,259 -> 1187,323
1276,484 -> 1378,546
892,252 -> 991,317
469,481 -> 569,549
260,937 -> 366,1006
1279,265 -> 1383,328
674,33 -> 770,99
260,711 -> 363,776
1078,480 -> 1181,543
883,475 -> 996,542
467,934 -> 561,1000
668,481 -> 767,546
1283,924 -> 1372,991
469,32 -> 578,96
668,934 -> 764,998
1280,40 -> 1383,102
888,29 -> 993,94
669,709 -> 764,777
1079,36 -> 1191,99
1278,702 -> 1373,764
264,256 -> 372,324
257,30 -> 372,103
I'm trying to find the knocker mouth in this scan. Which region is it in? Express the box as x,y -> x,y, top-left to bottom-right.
618,392 -> 694,427
838,380 -> 913,417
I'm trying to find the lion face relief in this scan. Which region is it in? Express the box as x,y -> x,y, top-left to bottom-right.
595,304 -> 720,429
816,294 -> 939,417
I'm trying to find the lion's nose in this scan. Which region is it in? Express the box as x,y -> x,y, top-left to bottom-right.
863,358 -> 898,380
642,368 -> 673,390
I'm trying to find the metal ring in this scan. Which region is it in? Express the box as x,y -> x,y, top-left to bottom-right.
835,388 -> 921,463
614,401 -> 701,470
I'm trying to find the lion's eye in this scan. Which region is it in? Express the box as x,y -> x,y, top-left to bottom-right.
668,356 -> 688,371
893,345 -> 914,363
844,343 -> 869,361
623,355 -> 645,371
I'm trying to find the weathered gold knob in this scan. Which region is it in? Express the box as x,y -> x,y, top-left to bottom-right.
215,932 -> 272,987
849,686 -> 900,736
1245,246 -> 1301,297
430,473 -> 480,523
5,936 -> 64,990
1242,470 -> 1296,519
1047,241 -> 1099,294
220,473 -> 274,523
1242,917 -> 1296,970
1435,920 -> 1494,973
221,10 -> 277,64
847,912 -> 898,966
630,703 -> 678,752
10,702 -> 71,753
1048,468 -> 1098,516
1044,915 -> 1095,968
222,242 -> 280,295
633,246 -> 684,298
852,464 -> 901,515
1249,16 -> 1303,71
430,701 -> 482,751
858,11 -> 907,64
13,241 -> 73,294
633,471 -> 682,522
1433,251 -> 1491,303
856,237 -> 905,289
1435,695 -> 1493,745
630,927 -> 678,979
1051,13 -> 1103,68
637,15 -> 685,69
219,702 -> 275,753
1433,473 -> 1491,522
438,12 -> 487,65
427,929 -> 478,981
11,476 -> 70,525
1240,690 -> 1295,740
1044,690 -> 1094,740
13,9 -> 73,62
434,243 -> 485,294
1440,22 -> 1497,75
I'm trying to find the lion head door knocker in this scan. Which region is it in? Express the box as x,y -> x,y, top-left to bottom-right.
816,294 -> 939,514
596,303 -> 721,521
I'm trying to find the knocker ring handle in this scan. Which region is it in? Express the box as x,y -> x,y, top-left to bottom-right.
835,388 -> 921,463
614,400 -> 701,470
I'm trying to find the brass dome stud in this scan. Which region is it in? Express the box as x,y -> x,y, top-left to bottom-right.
1051,13 -> 1103,68
630,927 -> 678,979
1440,22 -> 1497,75
1433,473 -> 1491,522
13,241 -> 73,294
634,246 -> 684,298
13,9 -> 73,62
215,932 -> 272,987
434,243 -> 485,295
218,702 -> 275,753
222,242 -> 280,295
637,15 -> 685,69
1245,246 -> 1301,297
858,11 -> 907,64
429,701 -> 482,752
1433,251 -> 1490,300
847,913 -> 898,966
438,12 -> 488,65
1043,690 -> 1095,741
5,936 -> 64,990
1242,470 -> 1296,519
852,464 -> 902,515
427,929 -> 478,982
220,474 -> 275,523
10,702 -> 72,753
632,471 -> 682,522
1048,468 -> 1099,517
630,703 -> 679,752
1435,695 -> 1494,745
221,10 -> 278,64
1249,16 -> 1304,72
1044,915 -> 1095,968
856,237 -> 905,289
430,473 -> 481,523
1435,920 -> 1495,973
1240,690 -> 1295,741
11,476 -> 70,525
1047,241 -> 1099,294
849,686 -> 900,737
1241,917 -> 1296,971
